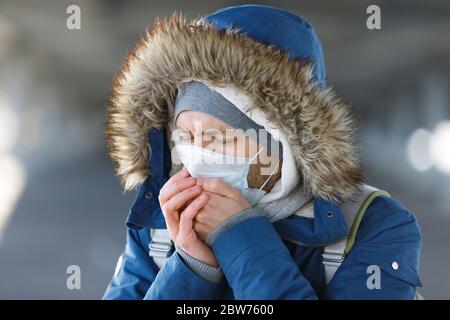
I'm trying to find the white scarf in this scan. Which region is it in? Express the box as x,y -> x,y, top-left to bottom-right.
256,181 -> 314,222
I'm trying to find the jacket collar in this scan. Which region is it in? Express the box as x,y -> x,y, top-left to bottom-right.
272,197 -> 349,245
126,129 -> 170,230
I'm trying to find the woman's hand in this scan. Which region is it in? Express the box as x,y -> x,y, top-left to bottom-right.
193,178 -> 251,241
158,167 -> 219,267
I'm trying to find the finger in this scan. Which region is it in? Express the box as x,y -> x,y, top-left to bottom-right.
179,193 -> 208,235
193,220 -> 209,241
162,206 -> 179,239
162,185 -> 202,236
163,185 -> 202,214
159,176 -> 196,204
178,195 -> 208,249
196,177 -> 241,201
171,166 -> 190,181
164,167 -> 190,187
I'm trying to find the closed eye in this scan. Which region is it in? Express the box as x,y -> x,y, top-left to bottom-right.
176,129 -> 194,144
204,128 -> 237,144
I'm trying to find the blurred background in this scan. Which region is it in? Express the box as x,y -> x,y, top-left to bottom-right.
0,0 -> 449,299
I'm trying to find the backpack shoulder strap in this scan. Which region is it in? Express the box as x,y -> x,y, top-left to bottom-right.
149,228 -> 173,269
322,184 -> 390,285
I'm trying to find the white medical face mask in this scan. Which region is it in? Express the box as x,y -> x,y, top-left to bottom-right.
174,143 -> 279,205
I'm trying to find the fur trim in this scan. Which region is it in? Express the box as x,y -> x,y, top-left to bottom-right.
105,12 -> 365,202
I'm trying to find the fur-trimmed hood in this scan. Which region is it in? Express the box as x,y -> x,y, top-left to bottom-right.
105,5 -> 365,202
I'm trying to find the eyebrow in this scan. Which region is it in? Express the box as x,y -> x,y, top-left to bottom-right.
177,119 -> 229,135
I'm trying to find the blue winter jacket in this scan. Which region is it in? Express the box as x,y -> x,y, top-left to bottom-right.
102,5 -> 422,300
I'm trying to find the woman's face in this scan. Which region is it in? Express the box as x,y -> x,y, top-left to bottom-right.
174,110 -> 282,191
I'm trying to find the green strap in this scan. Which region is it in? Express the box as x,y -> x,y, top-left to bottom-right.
344,190 -> 390,256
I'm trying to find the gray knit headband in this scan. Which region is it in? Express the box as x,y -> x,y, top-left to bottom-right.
173,80 -> 282,158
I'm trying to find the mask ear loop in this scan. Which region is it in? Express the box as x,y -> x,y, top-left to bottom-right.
239,146 -> 265,190
251,159 -> 280,205
258,160 -> 280,191
244,146 -> 281,205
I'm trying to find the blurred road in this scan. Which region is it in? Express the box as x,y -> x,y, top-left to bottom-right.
0,153 -> 134,299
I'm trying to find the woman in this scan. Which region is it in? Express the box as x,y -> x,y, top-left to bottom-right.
102,4 -> 422,299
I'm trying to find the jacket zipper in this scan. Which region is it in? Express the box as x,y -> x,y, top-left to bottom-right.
277,232 -> 347,248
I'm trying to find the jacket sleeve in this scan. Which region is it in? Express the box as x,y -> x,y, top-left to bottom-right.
206,208 -> 319,300
206,199 -> 422,300
102,227 -> 225,300
323,198 -> 423,300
